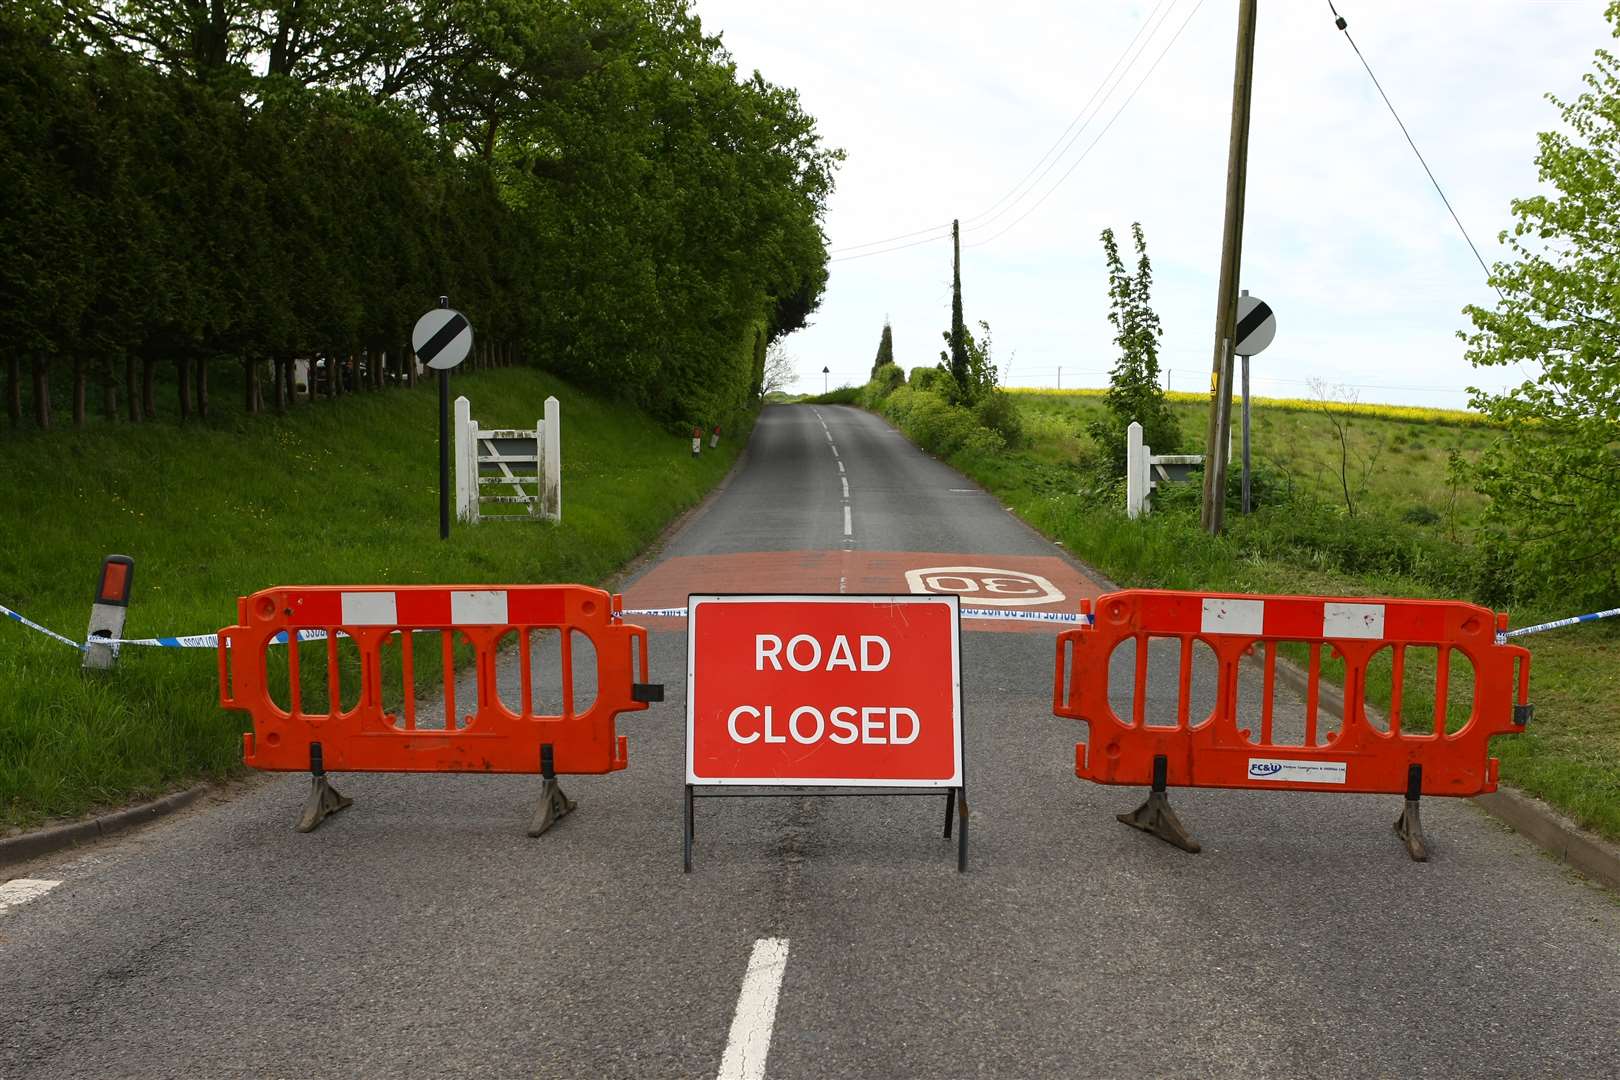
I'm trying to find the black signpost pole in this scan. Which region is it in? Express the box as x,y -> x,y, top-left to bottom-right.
438,295 -> 450,541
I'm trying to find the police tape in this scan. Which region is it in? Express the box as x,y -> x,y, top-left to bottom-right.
6,599 -> 1096,654
617,605 -> 1094,625
2,604 -> 335,651
1497,606 -> 1620,644
2,602 -> 85,649
35,596 -> 1613,648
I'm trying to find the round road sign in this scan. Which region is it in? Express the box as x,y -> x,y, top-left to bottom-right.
1234,295 -> 1276,357
413,307 -> 473,371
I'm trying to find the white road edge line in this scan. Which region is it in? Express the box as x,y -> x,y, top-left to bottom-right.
0,878 -> 62,914
717,937 -> 790,1080
843,506 -> 852,536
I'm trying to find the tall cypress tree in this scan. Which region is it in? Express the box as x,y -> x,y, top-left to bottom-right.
871,319 -> 894,376
949,220 -> 968,392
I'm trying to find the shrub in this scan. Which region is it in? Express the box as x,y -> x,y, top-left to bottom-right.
910,366 -> 942,392
865,362 -> 905,403
878,385 -> 1003,459
807,385 -> 861,405
972,389 -> 1024,448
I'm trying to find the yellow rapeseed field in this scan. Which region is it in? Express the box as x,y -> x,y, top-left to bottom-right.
1003,386 -> 1495,427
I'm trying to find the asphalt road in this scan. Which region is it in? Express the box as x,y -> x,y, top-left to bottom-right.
3,404 -> 1619,1079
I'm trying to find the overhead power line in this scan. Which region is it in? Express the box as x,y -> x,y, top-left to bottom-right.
965,0 -> 1209,250
1325,1 -> 1499,292
828,230 -> 956,263
958,0 -> 1181,235
827,0 -> 1190,258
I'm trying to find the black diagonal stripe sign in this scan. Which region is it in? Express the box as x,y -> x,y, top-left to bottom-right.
419,313 -> 468,363
1233,295 -> 1275,356
413,307 -> 473,371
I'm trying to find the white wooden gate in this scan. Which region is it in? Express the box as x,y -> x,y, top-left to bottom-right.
1125,421 -> 1228,519
454,395 -> 561,523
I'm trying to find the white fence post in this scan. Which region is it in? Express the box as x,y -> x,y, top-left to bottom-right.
454,395 -> 475,523
543,395 -> 562,521
1126,421 -> 1147,519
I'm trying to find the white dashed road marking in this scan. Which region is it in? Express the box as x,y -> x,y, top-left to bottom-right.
843,506 -> 852,537
841,477 -> 849,498
717,937 -> 790,1080
0,878 -> 62,914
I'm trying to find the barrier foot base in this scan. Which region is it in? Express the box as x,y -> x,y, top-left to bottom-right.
1117,790 -> 1201,853
1394,763 -> 1428,862
1117,755 -> 1200,853
296,775 -> 352,833
1394,799 -> 1428,862
527,778 -> 576,838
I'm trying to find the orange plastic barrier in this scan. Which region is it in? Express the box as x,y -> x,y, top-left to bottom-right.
219,584 -> 658,833
1053,590 -> 1532,860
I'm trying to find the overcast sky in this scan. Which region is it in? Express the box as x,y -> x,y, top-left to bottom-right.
693,0 -> 1609,407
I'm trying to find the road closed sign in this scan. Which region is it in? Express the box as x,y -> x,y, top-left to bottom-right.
686,594 -> 962,787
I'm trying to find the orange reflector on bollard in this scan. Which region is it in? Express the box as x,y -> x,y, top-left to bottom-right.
96,555 -> 134,606
218,584 -> 658,835
1053,590 -> 1532,860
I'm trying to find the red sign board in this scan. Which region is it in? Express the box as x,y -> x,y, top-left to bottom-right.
686,595 -> 962,787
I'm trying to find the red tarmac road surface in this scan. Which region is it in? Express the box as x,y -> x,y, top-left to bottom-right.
624,550 -> 1103,633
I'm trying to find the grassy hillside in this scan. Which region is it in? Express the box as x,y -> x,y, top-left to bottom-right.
0,369 -> 747,829
880,385 -> 1620,842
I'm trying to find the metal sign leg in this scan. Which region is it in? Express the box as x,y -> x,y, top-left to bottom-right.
683,784 -> 695,873
956,788 -> 969,873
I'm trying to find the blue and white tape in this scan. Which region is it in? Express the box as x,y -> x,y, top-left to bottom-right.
618,605 -> 1093,626
2,604 -> 343,651
1497,606 -> 1620,644
2,603 -> 86,649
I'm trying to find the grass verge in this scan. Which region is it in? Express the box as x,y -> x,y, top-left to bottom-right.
0,368 -> 747,829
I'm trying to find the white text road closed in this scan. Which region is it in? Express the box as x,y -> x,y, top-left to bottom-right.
686,595 -> 962,786
904,566 -> 1064,607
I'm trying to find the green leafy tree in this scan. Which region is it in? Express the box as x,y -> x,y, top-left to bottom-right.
5,0 -> 838,431
1089,222 -> 1178,474
1461,7 -> 1620,603
871,319 -> 894,377
938,319 -> 998,404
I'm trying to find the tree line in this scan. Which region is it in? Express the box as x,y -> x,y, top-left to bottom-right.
2,1 -> 839,431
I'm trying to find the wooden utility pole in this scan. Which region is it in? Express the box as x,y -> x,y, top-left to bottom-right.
1200,0 -> 1259,535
